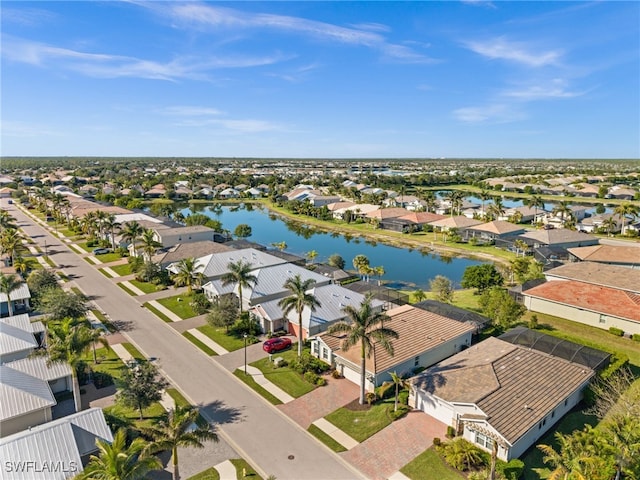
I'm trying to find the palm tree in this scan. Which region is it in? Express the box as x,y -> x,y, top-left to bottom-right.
45,318 -> 107,412
352,254 -> 370,281
526,195 -> 545,225
171,257 -> 204,295
143,406 -> 219,480
513,239 -> 529,257
614,203 -> 639,236
387,371 -> 409,412
601,217 -> 618,237
412,288 -> 427,303
220,260 -> 257,313
373,265 -> 385,286
0,272 -> 22,317
103,215 -> 120,251
552,201 -> 574,228
327,295 -> 399,405
306,250 -> 318,265
422,191 -> 437,213
81,211 -> 99,238
121,221 -> 143,253
139,229 -> 162,262
446,191 -> 464,216
487,197 -> 505,221
278,275 -> 321,357
78,428 -> 162,480
270,241 -> 287,252
0,228 -> 24,266
478,188 -> 492,220
0,210 -> 17,231
538,430 -> 601,480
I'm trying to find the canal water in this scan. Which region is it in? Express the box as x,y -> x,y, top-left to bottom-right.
180,204 -> 487,290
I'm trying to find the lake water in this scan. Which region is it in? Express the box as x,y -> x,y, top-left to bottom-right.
180,204 -> 486,289
447,194 -> 613,215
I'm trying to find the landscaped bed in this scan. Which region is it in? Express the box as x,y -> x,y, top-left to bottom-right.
400,447 -> 464,480
250,350 -> 316,398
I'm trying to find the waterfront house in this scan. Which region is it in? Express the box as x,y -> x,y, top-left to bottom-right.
567,244 -> 640,268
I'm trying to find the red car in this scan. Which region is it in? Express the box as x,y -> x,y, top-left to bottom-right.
263,337 -> 292,354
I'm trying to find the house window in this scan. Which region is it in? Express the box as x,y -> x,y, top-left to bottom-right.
599,315 -> 606,324
542,418 -> 547,426
551,410 -> 555,418
564,399 -> 568,407
475,432 -> 492,449
322,348 -> 328,360
414,356 -> 420,367
312,342 -> 319,355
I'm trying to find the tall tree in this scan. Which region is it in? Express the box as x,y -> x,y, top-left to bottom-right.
139,229 -> 162,262
306,250 -> 318,265
429,275 -> 454,303
278,275 -> 321,357
613,203 -> 639,236
0,228 -> 24,266
0,272 -> 22,317
327,295 -> 399,405
143,406 -> 219,480
352,254 -> 370,281
118,361 -> 167,420
552,201 -> 574,228
77,428 -> 162,480
233,223 -> 252,238
461,264 -> 504,293
103,214 -> 120,251
45,318 -> 106,412
207,295 -> 238,333
328,254 -> 345,270
487,197 -> 505,221
446,191 -> 464,216
388,371 -> 409,412
0,210 -> 17,231
171,257 -> 204,295
121,220 -> 143,252
525,195 -> 545,226
39,288 -> 88,320
538,429 -> 612,480
478,188 -> 492,220
220,260 -> 257,313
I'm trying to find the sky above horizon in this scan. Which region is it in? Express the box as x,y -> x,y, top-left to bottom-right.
2,1 -> 639,159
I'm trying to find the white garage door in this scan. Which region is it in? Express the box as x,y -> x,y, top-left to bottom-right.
417,393 -> 454,425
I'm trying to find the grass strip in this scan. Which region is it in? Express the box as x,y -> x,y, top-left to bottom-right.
251,352 -> 315,398
307,424 -> 347,453
71,287 -> 83,296
122,342 -> 146,362
99,268 -> 114,278
233,369 -> 282,405
229,459 -> 262,480
165,388 -> 209,427
186,468 -> 220,480
118,282 -> 137,296
129,279 -> 161,294
143,302 -> 173,323
43,256 -> 56,268
183,331 -> 217,356
91,309 -> 117,333
197,325 -> 251,352
157,295 -> 198,319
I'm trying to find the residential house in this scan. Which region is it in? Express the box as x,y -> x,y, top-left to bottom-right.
0,187 -> 16,199
522,262 -> 640,335
309,195 -> 342,207
365,207 -> 410,223
250,283 -> 383,338
203,263 -> 331,315
167,248 -> 287,281
244,187 -> 263,198
383,195 -> 425,211
313,304 -> 475,390
519,229 -> 599,250
144,184 -> 167,198
409,335 -> 595,461
218,188 -> 240,199
607,186 -> 637,200
463,221 -> 526,242
1,357 -> 74,437
429,216 -> 483,234
0,283 -> 31,318
0,314 -> 45,363
155,241 -> 233,269
152,225 -> 218,248
567,244 -> 640,268
577,213 -> 622,234
502,206 -> 543,224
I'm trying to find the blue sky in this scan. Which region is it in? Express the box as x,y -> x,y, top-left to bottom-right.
2,1 -> 639,159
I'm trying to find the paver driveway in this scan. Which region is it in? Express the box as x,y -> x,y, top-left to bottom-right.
341,411 -> 448,480
278,376 -> 359,428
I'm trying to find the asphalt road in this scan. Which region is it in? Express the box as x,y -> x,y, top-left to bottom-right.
7,201 -> 364,480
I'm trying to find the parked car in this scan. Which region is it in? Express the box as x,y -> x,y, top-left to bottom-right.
263,337 -> 292,354
92,248 -> 111,255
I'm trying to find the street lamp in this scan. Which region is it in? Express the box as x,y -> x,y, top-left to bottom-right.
243,333 -> 248,375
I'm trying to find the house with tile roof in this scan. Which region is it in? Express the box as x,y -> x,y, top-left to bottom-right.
429,215 -> 483,232
463,220 -> 526,242
0,408 -> 113,479
313,304 -> 475,390
567,244 -> 640,268
522,263 -> 640,335
409,335 -> 595,461
518,229 -> 599,250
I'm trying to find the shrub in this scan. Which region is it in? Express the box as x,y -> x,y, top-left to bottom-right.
115,246 -> 128,257
365,391 -> 377,406
433,437 -> 441,447
315,377 -> 326,387
446,426 -> 456,438
609,326 -> 624,337
498,458 -> 525,480
398,390 -> 409,405
389,404 -> 410,420
93,371 -> 114,389
290,352 -> 330,375
528,314 -> 538,330
190,293 -> 211,315
86,238 -> 98,247
632,334 -> 640,343
303,371 -> 320,385
331,369 -> 343,379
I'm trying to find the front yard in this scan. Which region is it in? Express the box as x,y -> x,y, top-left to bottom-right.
250,349 -> 316,398
197,325 -> 257,352
401,448 -> 464,480
157,294 -> 200,319
325,399 -> 396,443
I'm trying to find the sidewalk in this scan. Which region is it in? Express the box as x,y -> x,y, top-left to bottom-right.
145,299 -> 182,322
187,328 -> 229,354
244,365 -> 294,403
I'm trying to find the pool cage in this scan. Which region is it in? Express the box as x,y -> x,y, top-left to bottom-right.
499,326 -> 611,372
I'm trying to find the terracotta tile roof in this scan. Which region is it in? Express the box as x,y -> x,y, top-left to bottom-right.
430,216 -> 483,229
545,262 -> 640,293
466,220 -> 525,235
412,337 -> 594,444
366,207 -> 410,220
398,212 -> 446,224
567,245 -> 640,265
524,280 -> 640,323
321,305 -> 475,374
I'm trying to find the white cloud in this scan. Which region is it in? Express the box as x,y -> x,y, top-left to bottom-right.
1,35 -> 290,81
465,37 -> 562,67
502,79 -> 587,100
1,7 -> 57,26
452,104 -> 526,124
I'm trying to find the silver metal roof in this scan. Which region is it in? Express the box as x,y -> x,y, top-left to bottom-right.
0,315 -> 38,358
0,408 -> 113,480
0,365 -> 56,421
0,283 -> 31,303
5,356 -> 72,382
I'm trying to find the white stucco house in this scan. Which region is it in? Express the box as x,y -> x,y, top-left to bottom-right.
409,335 -> 595,461
312,304 -> 476,390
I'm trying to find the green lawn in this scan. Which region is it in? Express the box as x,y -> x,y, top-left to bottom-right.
118,282 -> 137,296
99,268 -> 114,278
401,448 -> 464,480
183,331 -> 217,356
157,294 -> 199,319
187,468 -> 220,480
325,399 -> 395,443
307,424 -> 347,452
84,346 -> 127,385
103,401 -> 167,430
250,350 -> 315,398
129,279 -> 163,294
43,256 -> 56,268
122,342 -> 146,362
143,302 -> 173,323
110,263 -> 132,276
403,288 -> 483,312
229,459 -> 262,480
77,242 -> 95,253
91,309 -> 117,333
527,311 -> 640,367
197,325 -> 257,352
95,252 -> 122,263
233,369 -> 282,405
